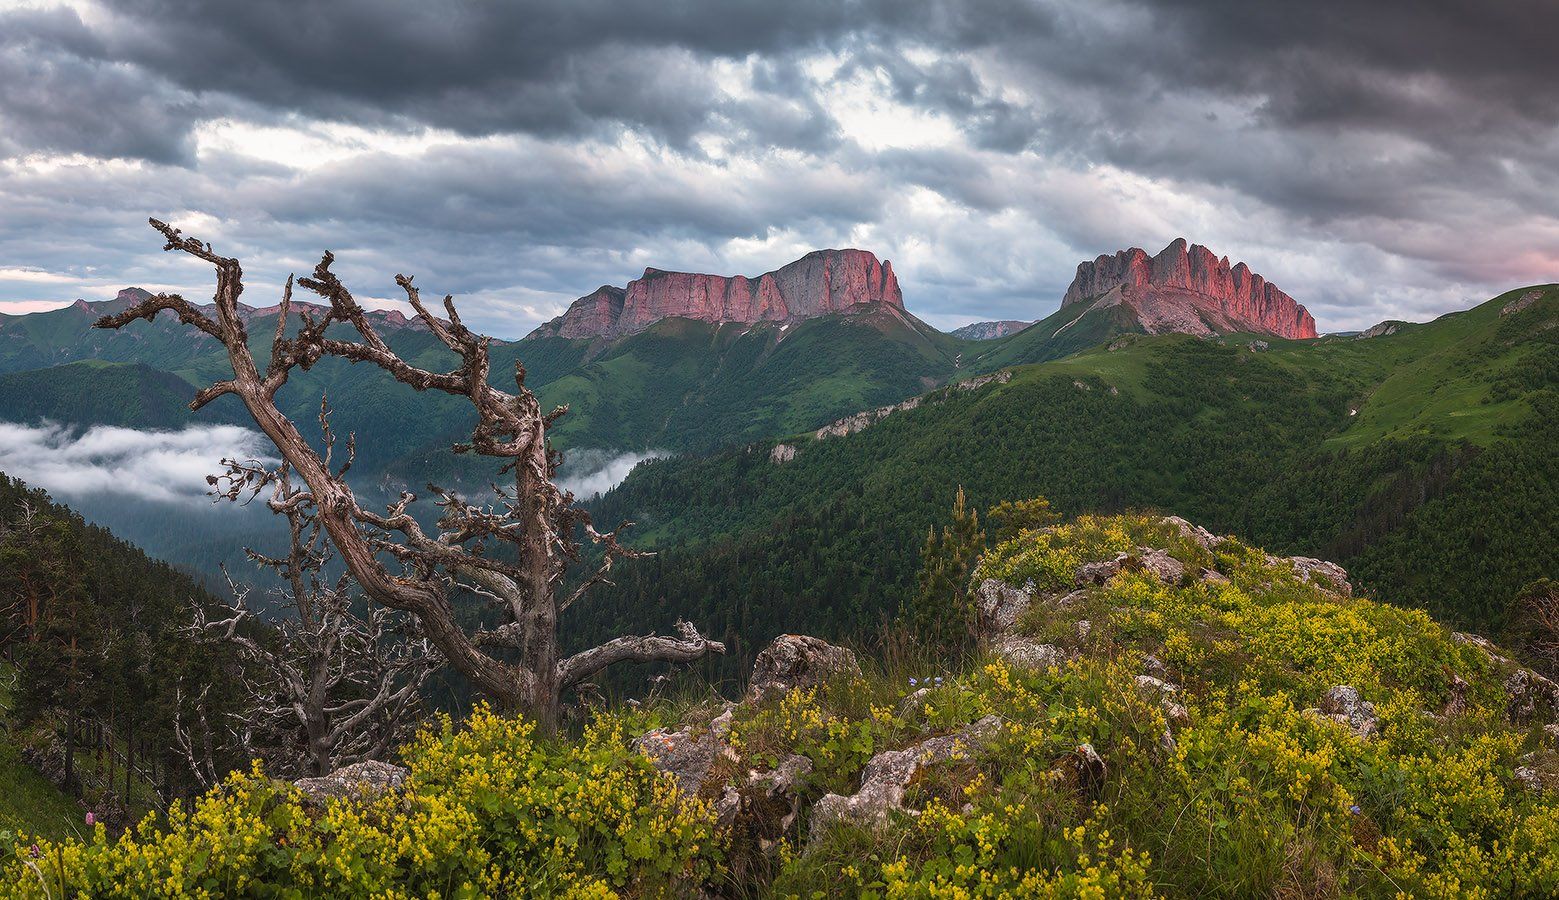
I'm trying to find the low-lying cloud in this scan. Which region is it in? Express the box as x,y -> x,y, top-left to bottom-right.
0,420 -> 274,503
556,449 -> 666,499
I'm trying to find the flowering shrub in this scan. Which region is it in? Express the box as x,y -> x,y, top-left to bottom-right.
0,707 -> 721,898
782,514 -> 1559,898
4,514 -> 1558,897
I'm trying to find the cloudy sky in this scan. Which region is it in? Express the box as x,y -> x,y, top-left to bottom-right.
0,0 -> 1555,335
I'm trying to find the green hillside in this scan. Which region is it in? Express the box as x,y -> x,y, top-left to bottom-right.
574,285 -> 1559,683
6,513 -> 1557,897
0,361 -> 249,430
963,299 -> 1148,372
530,305 -> 965,453
0,475 -> 230,841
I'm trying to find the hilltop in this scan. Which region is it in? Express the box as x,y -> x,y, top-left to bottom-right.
5,512 -> 1555,896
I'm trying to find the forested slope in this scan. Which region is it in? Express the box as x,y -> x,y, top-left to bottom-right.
573,286 -> 1559,684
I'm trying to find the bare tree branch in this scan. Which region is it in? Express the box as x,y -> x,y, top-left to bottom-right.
95,219 -> 722,726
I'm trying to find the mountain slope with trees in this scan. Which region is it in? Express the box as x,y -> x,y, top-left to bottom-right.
577,285 -> 1559,684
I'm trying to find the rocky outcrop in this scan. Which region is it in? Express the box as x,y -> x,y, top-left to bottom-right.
1502,289 -> 1545,316
528,249 -> 903,340
1061,239 -> 1317,339
1308,685 -> 1379,739
1075,547 -> 1186,587
950,320 -> 1032,340
974,577 -> 1035,636
747,635 -> 861,702
809,715 -> 1002,838
634,708 -> 736,796
1287,557 -> 1353,597
814,370 -> 1011,441
293,760 -> 409,804
1356,321 -> 1405,339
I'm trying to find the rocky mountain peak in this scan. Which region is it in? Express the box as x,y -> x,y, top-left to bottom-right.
1063,239 -> 1317,339
527,248 -> 903,340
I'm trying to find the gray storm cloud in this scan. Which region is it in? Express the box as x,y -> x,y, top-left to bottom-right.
0,420 -> 275,503
1,0 -> 1555,335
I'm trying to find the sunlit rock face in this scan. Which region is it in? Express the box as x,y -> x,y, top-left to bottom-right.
528,249 -> 903,340
1062,238 -> 1318,339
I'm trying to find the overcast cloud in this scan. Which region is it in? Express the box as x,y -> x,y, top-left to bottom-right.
0,420 -> 272,502
0,0 -> 1554,333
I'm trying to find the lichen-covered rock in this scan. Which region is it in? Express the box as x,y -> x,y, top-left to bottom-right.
1288,557 -> 1353,596
747,635 -> 861,702
1067,742 -> 1107,796
1161,515 -> 1221,549
1441,674 -> 1472,719
810,715 -> 1001,838
994,635 -> 1066,670
1310,685 -> 1379,738
293,760 -> 409,804
1504,668 -> 1559,725
974,577 -> 1033,636
1075,548 -> 1184,587
1134,675 -> 1190,725
747,753 -> 814,835
1451,632 -> 1559,725
634,708 -> 735,796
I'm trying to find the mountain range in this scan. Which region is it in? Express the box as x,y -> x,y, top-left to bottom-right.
0,238 -> 1345,584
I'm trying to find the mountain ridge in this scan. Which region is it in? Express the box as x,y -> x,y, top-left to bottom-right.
1063,238 -> 1317,339
527,248 -> 903,340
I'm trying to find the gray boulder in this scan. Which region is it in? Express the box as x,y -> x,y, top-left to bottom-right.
634,708 -> 735,797
973,578 -> 1033,636
747,635 -> 861,702
1310,685 -> 1379,739
293,760 -> 409,804
810,715 -> 1002,838
994,635 -> 1066,670
1288,557 -> 1353,596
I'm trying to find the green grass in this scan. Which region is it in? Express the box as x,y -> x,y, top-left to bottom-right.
0,665 -> 85,842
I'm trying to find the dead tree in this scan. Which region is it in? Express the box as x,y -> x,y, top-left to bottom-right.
194,444 -> 438,778
97,219 -> 723,727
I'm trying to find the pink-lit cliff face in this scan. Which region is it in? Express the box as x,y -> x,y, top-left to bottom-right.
1063,239 -> 1318,340
528,249 -> 903,340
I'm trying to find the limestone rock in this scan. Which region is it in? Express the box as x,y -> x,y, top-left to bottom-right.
1160,515 -> 1221,549
1441,674 -> 1471,719
634,708 -> 735,797
1075,548 -> 1184,587
810,715 -> 1001,838
1134,674 -> 1190,725
1504,668 -> 1559,725
769,443 -> 796,464
1061,239 -> 1317,340
293,760 -> 409,804
1356,321 -> 1404,339
747,635 -> 861,702
528,249 -> 903,340
1450,632 -> 1559,725
1311,685 -> 1379,739
994,635 -> 1066,670
1067,742 -> 1108,796
974,577 -> 1033,636
950,320 -> 1032,340
1288,557 -> 1353,596
1502,289 -> 1544,316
